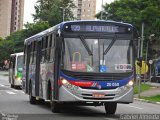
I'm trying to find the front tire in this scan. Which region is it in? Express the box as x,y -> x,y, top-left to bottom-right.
11,84 -> 14,88
50,91 -> 61,113
104,102 -> 117,114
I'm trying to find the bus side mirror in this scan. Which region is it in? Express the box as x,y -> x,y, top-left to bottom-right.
137,57 -> 142,67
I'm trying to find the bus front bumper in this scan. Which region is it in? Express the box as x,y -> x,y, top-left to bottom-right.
58,85 -> 133,103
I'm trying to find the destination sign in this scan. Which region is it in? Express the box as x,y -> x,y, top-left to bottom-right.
71,25 -> 119,33
64,23 -> 132,33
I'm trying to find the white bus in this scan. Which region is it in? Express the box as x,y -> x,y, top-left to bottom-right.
23,20 -> 138,114
9,52 -> 24,88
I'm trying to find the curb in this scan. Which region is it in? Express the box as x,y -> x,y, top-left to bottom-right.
134,98 -> 160,105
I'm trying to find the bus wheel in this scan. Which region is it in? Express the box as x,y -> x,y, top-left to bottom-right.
51,101 -> 61,113
104,102 -> 117,114
50,93 -> 61,113
29,84 -> 36,104
11,84 -> 14,88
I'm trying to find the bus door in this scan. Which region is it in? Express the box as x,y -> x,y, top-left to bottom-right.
53,35 -> 62,100
24,45 -> 31,94
35,40 -> 41,96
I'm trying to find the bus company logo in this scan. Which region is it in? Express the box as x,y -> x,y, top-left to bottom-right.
91,82 -> 101,89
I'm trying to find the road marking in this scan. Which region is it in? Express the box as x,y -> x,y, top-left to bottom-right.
21,91 -> 25,94
104,118 -> 117,120
128,105 -> 143,110
0,84 -> 5,87
6,91 -> 16,95
13,89 -> 18,92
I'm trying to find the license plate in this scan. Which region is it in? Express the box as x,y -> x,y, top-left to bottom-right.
93,93 -> 105,98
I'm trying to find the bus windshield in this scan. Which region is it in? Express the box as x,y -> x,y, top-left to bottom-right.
62,37 -> 133,73
17,55 -> 23,72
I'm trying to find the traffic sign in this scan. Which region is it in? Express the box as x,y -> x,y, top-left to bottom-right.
149,60 -> 153,64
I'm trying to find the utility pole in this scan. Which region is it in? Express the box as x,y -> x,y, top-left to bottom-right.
141,22 -> 144,57
100,0 -> 103,20
144,41 -> 149,83
138,22 -> 144,98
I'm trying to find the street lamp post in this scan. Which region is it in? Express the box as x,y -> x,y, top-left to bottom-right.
60,7 -> 65,22
100,0 -> 103,20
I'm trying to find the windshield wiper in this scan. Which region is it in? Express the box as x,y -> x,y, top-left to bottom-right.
79,36 -> 93,56
103,35 -> 117,55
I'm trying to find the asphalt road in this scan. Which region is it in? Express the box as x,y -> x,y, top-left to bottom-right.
0,71 -> 160,120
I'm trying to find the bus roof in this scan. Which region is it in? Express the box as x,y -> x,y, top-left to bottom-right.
10,52 -> 24,57
24,20 -> 133,45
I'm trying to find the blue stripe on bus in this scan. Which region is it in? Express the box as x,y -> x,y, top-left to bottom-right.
60,71 -> 134,89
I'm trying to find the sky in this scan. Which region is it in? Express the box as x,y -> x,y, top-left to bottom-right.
23,0 -> 114,24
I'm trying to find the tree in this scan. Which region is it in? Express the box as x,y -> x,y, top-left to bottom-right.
0,21 -> 50,62
0,40 -> 13,63
24,21 -> 50,38
96,0 -> 160,59
33,0 -> 75,26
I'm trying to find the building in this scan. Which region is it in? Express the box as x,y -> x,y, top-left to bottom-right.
0,0 -> 24,38
73,0 -> 96,20
0,0 -> 12,38
10,0 -> 24,33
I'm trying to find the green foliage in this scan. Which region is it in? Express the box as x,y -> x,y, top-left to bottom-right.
96,0 -> 160,59
134,83 -> 152,94
141,95 -> 160,102
0,37 -> 4,41
33,0 -> 76,26
0,21 -> 50,62
0,0 -> 76,63
24,21 -> 50,38
97,0 -> 160,35
0,40 -> 12,63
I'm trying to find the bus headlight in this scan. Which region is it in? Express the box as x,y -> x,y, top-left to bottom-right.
16,77 -> 22,80
62,79 -> 68,84
61,79 -> 79,91
127,80 -> 134,87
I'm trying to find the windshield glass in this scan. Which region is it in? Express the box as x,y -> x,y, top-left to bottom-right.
17,55 -> 23,72
62,37 -> 133,73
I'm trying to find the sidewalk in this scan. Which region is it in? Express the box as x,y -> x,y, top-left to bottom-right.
145,82 -> 160,87
134,82 -> 160,98
134,82 -> 160,105
135,87 -> 160,97
0,70 -> 8,76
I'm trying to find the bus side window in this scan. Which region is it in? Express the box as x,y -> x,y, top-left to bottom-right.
27,44 -> 31,65
23,45 -> 26,64
45,35 -> 49,62
12,56 -> 16,69
30,42 -> 33,64
48,34 -> 52,61
33,41 -> 36,64
41,37 -> 45,63
49,33 -> 55,62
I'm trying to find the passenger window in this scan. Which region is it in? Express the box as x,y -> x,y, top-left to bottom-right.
33,41 -> 37,64
41,37 -> 46,63
30,42 -> 33,64
45,36 -> 49,62
49,34 -> 55,62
